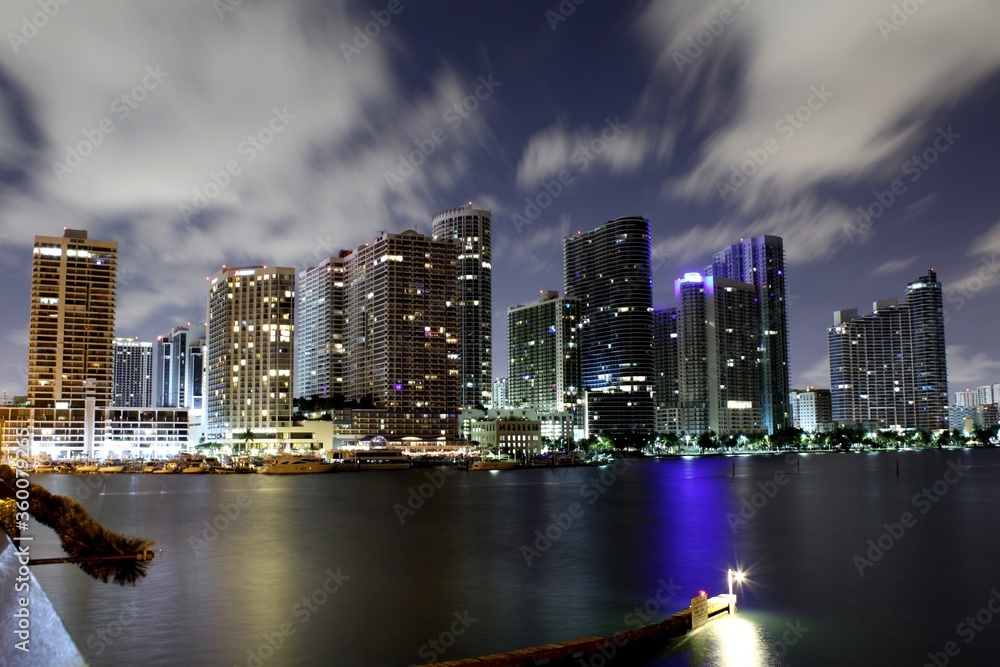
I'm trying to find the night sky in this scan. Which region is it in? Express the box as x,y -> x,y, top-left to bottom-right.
1,0 -> 999,400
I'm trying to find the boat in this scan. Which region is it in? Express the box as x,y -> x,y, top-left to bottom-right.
469,457 -> 518,471
343,449 -> 411,470
98,462 -> 125,474
141,462 -> 159,473
74,462 -> 99,473
152,461 -> 180,474
181,461 -> 209,474
258,455 -> 337,474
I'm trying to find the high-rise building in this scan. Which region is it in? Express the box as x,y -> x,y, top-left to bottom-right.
491,378 -> 508,409
507,291 -> 582,423
10,228 -> 189,459
28,229 -> 117,408
432,203 -> 492,409
706,235 -> 790,433
112,338 -> 153,408
789,388 -> 832,433
205,266 -> 296,440
674,273 -> 762,436
954,390 -> 978,407
295,252 -> 350,400
975,385 -> 996,407
653,308 -> 680,433
155,324 -> 206,413
828,269 -> 948,430
564,216 -> 655,435
343,230 -> 459,412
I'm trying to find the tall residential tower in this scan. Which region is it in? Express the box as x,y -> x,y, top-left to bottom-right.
432,203 -> 492,409
564,216 -> 655,435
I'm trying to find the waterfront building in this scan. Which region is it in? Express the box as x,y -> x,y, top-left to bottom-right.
7,229 -> 189,458
343,230 -> 460,413
674,273 -> 762,436
653,308 -> 680,433
460,407 -> 574,446
507,291 -> 582,434
432,203 -> 492,409
789,388 -> 833,433
295,252 -> 350,400
205,266 -> 296,441
28,229 -> 117,409
705,235 -> 790,433
976,385 -> 996,407
112,338 -> 153,408
564,216 -> 655,435
828,269 -> 948,430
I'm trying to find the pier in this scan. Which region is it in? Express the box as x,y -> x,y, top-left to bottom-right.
432,591 -> 736,666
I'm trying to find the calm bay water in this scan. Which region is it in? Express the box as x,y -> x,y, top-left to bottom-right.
28,450 -> 1000,666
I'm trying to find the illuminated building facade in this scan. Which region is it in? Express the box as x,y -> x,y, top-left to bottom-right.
206,266 -> 296,440
295,251 -> 350,400
432,204 -> 492,409
112,338 -> 153,408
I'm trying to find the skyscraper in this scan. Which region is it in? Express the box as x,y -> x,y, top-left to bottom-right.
432,203 -> 492,409
653,308 -> 679,433
674,273 -> 762,436
295,251 -> 350,400
507,291 -> 582,423
828,269 -> 948,430
205,266 -> 296,439
564,216 -> 655,435
706,235 -> 790,433
112,338 -> 153,408
28,229 -> 117,408
343,230 -> 459,412
155,323 -> 206,413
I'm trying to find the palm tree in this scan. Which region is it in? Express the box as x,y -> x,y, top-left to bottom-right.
238,427 -> 255,455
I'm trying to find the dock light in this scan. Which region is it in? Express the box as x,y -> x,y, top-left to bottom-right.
727,568 -> 745,596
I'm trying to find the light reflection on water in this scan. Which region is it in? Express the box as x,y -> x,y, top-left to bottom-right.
25,450 -> 1000,666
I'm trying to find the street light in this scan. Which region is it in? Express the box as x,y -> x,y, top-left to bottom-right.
727,568 -> 745,596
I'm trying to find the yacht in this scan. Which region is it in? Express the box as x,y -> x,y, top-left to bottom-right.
343,449 -> 411,470
469,457 -> 518,471
98,461 -> 125,474
258,455 -> 337,474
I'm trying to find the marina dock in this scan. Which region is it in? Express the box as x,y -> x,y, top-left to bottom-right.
432,592 -> 736,666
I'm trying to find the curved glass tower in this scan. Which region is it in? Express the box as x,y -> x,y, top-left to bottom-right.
564,216 -> 655,434
432,203 -> 492,409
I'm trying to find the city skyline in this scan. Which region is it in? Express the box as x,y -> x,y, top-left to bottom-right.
2,2 -> 1000,399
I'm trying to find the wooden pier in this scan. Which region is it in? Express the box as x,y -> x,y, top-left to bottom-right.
432,592 -> 736,666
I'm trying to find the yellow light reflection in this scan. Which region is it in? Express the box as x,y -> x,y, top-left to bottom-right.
715,616 -> 769,667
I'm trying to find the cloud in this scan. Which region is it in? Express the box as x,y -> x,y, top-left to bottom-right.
514,119 -> 666,190
637,0 -> 1000,229
0,0 -> 501,338
872,255 -> 919,277
795,354 -> 830,390
946,344 -> 1000,392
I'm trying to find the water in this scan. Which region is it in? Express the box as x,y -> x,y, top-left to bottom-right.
25,450 -> 1000,666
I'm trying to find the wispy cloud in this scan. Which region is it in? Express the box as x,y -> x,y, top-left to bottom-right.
872,255 -> 920,277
